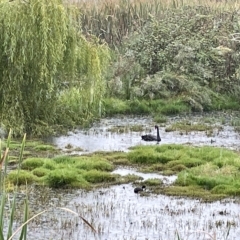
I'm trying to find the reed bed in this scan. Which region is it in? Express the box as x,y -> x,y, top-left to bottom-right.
64,0 -> 240,46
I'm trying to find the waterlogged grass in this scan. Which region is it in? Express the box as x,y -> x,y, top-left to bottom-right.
127,144 -> 240,200
5,133 -> 240,200
8,155 -> 117,188
165,120 -> 220,132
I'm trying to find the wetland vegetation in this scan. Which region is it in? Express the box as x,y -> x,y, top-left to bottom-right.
1,0 -> 240,239
3,135 -> 240,202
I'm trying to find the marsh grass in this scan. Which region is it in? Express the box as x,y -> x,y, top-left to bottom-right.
127,144 -> 240,199
165,121 -> 221,133
71,0 -> 240,46
103,98 -> 191,116
0,131 -> 96,239
8,154 -> 117,188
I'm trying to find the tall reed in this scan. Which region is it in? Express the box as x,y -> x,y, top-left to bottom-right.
65,0 -> 240,46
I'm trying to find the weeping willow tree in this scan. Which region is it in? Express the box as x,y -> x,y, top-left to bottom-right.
0,0 -> 109,136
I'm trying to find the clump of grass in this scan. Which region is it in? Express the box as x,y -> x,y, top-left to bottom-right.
231,119 -> 240,132
43,160 -> 56,170
34,144 -> 57,151
21,158 -> 46,170
53,155 -> 77,164
161,185 -> 226,201
127,145 -> 180,164
46,169 -> 79,188
83,170 -> 117,183
119,174 -> 143,183
75,157 -> 114,171
144,178 -> 163,186
7,170 -> 36,185
32,167 -> 50,177
94,151 -> 130,165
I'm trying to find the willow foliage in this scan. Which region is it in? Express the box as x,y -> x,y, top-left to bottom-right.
0,0 -> 109,136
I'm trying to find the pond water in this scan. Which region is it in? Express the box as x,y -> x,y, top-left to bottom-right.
51,112 -> 240,153
14,112 -> 240,239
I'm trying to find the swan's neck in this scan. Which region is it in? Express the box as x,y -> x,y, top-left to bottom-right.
156,126 -> 161,141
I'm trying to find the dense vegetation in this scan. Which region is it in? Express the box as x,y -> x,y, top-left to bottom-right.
3,135 -> 240,201
0,0 -> 109,136
0,0 -> 240,135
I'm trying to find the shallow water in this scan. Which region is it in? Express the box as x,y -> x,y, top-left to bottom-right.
51,112 -> 240,153
25,185 -> 240,240
13,112 -> 240,239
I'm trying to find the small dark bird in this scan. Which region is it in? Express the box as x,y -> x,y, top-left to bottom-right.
134,185 -> 146,194
141,125 -> 161,143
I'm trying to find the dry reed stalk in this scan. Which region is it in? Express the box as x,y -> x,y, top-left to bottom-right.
0,148 -> 9,169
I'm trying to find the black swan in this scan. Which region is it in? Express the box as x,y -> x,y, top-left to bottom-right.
134,185 -> 146,194
141,125 -> 161,143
